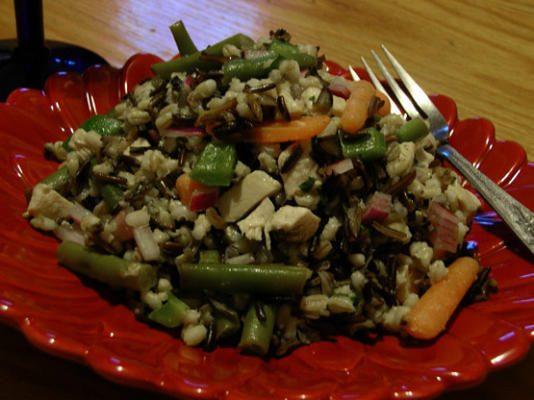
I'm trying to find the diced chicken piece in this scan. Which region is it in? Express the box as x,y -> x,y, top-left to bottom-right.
278,142 -> 321,209
216,170 -> 281,223
268,205 -> 320,242
386,141 -> 415,178
237,198 -> 275,241
27,184 -> 74,220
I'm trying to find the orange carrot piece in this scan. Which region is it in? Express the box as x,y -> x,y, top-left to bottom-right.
246,115 -> 330,143
340,80 -> 375,134
175,173 -> 216,208
374,90 -> 391,116
405,257 -> 480,340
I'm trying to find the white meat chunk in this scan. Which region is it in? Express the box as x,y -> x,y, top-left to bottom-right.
278,142 -> 321,209
237,198 -> 275,241
27,184 -> 74,220
268,206 -> 320,242
216,170 -> 281,223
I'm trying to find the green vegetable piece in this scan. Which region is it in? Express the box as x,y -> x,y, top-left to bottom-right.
221,54 -> 280,85
339,127 -> 386,162
299,177 -> 316,192
190,142 -> 237,187
62,115 -> 122,152
40,166 -> 70,190
57,241 -> 157,292
396,117 -> 429,143
177,263 -> 311,296
238,302 -> 276,356
148,292 -> 190,328
268,40 -> 317,67
215,314 -> 240,340
170,20 -> 198,56
98,182 -> 124,211
198,249 -> 220,264
151,33 -> 254,78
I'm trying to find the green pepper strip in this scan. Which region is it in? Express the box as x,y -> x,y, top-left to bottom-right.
57,241 -> 157,292
169,20 -> 198,56
62,114 -> 123,152
190,142 -> 237,187
268,40 -> 317,68
148,292 -> 190,328
151,33 -> 255,78
177,263 -> 311,296
339,127 -> 386,162
238,302 -> 276,356
396,117 -> 429,143
221,54 -> 280,85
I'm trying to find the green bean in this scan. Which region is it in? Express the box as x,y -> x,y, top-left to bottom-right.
57,241 -> 157,292
177,263 -> 311,296
268,40 -> 317,67
396,117 -> 429,143
151,33 -> 254,78
98,182 -> 124,211
214,314 -> 240,340
221,54 -> 280,85
169,20 -> 198,56
63,115 -> 123,152
339,127 -> 386,162
238,302 -> 276,355
40,166 -> 70,190
148,292 -> 190,328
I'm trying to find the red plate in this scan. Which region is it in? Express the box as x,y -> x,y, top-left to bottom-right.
1,55 -> 533,399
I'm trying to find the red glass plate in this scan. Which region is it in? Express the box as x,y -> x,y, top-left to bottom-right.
1,55 -> 533,399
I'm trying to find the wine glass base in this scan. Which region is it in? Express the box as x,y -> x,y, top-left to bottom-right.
0,40 -> 107,101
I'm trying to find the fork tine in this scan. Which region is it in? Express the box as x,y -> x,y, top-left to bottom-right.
370,50 -> 420,120
381,45 -> 447,129
360,56 -> 402,115
348,65 -> 360,81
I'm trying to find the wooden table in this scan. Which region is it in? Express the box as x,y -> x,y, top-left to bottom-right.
0,0 -> 533,398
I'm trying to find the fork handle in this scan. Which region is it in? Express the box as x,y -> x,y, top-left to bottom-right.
437,144 -> 534,255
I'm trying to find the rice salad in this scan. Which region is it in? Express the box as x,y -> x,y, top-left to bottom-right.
24,23 -> 496,356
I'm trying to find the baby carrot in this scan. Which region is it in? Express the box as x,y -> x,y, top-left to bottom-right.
340,80 -> 375,134
374,90 -> 391,116
404,257 -> 480,340
246,115 -> 330,143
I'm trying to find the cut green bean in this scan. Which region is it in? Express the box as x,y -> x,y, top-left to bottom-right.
214,314 -> 240,340
98,182 -> 124,211
221,54 -> 280,85
177,263 -> 311,296
238,302 -> 276,355
339,127 -> 386,162
63,115 -> 123,152
170,20 -> 198,56
190,142 -> 237,187
151,33 -> 254,78
40,166 -> 70,190
396,117 -> 429,143
57,241 -> 157,292
148,292 -> 190,328
268,40 -> 317,67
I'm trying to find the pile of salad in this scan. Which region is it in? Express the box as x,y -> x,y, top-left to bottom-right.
24,22 -> 496,356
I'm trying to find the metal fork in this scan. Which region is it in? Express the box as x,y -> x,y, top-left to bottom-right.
349,45 -> 534,256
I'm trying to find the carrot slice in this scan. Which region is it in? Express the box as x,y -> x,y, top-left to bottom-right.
405,257 -> 480,340
340,80 -> 375,134
175,172 -> 217,209
246,115 -> 330,143
374,90 -> 391,116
